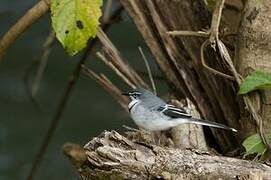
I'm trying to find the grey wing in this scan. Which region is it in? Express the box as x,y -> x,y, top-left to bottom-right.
157,104 -> 192,119
157,104 -> 237,132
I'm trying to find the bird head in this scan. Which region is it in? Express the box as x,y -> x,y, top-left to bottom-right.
122,88 -> 156,101
122,90 -> 142,101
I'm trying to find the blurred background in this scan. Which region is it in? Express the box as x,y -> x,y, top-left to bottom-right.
0,1 -> 168,179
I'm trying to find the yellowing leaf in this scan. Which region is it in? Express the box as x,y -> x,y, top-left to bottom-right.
238,70 -> 271,95
51,0 -> 102,55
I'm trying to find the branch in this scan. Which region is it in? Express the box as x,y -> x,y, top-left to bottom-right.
138,47 -> 157,95
169,99 -> 208,150
167,0 -> 235,80
63,131 -> 271,179
31,30 -> 55,97
0,0 -> 50,61
22,30 -> 55,111
236,0 -> 271,150
121,0 -> 239,150
26,5 -> 124,180
96,52 -> 136,89
103,0 -> 112,24
81,64 -> 129,110
135,70 -> 165,81
166,0 -> 268,150
167,30 -> 209,37
209,0 -> 225,46
97,29 -> 148,89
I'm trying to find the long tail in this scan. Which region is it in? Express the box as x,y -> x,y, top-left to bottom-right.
185,118 -> 237,132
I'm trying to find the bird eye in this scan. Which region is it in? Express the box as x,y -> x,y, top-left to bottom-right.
131,92 -> 140,98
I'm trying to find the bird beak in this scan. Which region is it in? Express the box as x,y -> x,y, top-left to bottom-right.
121,92 -> 130,96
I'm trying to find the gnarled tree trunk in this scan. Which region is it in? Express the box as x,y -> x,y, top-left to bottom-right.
119,0 -> 270,151
65,0 -> 271,179
63,131 -> 271,180
237,0 -> 271,144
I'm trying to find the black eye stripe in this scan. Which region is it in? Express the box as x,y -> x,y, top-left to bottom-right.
130,92 -> 141,96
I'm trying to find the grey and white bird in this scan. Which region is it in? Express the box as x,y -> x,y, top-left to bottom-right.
122,88 -> 237,132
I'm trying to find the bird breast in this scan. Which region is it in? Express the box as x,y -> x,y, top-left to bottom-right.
130,103 -> 171,131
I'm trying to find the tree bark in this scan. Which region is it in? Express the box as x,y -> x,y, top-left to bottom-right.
119,0 -> 271,151
64,1 -> 271,178
63,131 -> 271,180
120,0 -> 241,151
237,0 -> 271,144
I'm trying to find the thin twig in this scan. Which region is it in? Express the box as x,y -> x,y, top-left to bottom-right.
32,30 -> 55,96
122,125 -> 138,132
167,30 -> 209,37
138,47 -> 157,95
26,5 -> 124,180
166,0 -> 232,81
210,0 -> 269,149
136,70 -> 165,81
103,0 -> 112,24
216,39 -> 269,148
27,42 -> 96,180
81,64 -> 129,110
96,52 -> 136,89
97,29 -> 148,89
0,0 -> 50,61
22,30 -> 55,111
200,40 -> 235,80
209,0 -> 225,47
166,0 -> 225,46
169,0 -> 268,148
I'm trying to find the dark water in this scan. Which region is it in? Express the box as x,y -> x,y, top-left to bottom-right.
0,1 -> 168,179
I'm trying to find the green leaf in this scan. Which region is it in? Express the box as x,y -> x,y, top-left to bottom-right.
238,70 -> 271,95
51,0 -> 102,55
242,133 -> 267,158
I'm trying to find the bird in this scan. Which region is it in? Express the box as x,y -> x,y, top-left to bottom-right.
122,88 -> 237,132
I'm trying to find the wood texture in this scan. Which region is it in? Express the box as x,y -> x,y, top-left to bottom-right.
120,0 -> 241,150
237,0 -> 271,145
63,131 -> 271,180
63,1 -> 271,179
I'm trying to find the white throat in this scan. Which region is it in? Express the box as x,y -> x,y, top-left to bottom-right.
128,99 -> 140,111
